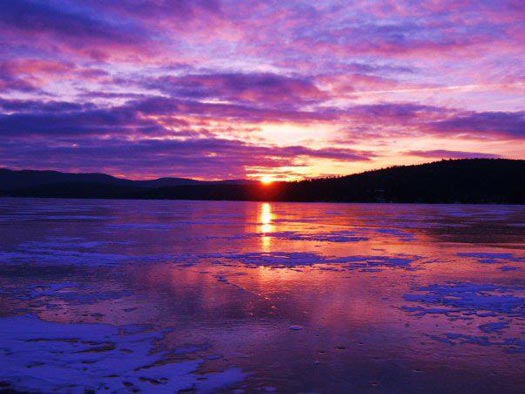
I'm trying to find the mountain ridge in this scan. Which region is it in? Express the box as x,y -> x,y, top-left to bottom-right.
0,168 -> 254,191
1,159 -> 524,203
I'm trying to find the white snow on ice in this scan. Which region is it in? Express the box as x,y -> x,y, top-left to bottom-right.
0,315 -> 245,393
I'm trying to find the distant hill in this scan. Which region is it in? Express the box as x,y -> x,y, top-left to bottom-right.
0,168 -> 254,192
282,159 -> 525,203
2,159 -> 524,203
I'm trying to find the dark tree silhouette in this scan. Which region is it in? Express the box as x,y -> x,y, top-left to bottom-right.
2,159 -> 524,204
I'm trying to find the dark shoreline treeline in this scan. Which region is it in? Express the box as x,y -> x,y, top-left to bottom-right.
1,159 -> 524,204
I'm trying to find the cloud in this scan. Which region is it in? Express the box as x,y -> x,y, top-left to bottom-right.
430,111 -> 525,138
0,99 -> 92,113
130,96 -> 333,123
0,135 -> 372,180
0,0 -> 152,60
0,106 -> 161,137
347,103 -> 445,120
2,97 -> 523,144
341,104 -> 525,140
0,59 -> 78,92
406,150 -> 501,159
0,95 -> 334,143
146,73 -> 326,106
95,0 -> 222,22
0,95 -> 372,179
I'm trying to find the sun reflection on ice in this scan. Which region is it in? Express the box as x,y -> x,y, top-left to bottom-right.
259,203 -> 274,251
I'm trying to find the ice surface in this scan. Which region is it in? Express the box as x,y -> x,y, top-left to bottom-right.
479,322 -> 509,333
457,252 -> 525,264
403,282 -> 525,318
403,282 -> 525,355
428,333 -> 525,353
0,315 -> 244,393
1,199 -> 525,393
264,230 -> 369,243
0,236 -> 175,267
175,251 -> 420,273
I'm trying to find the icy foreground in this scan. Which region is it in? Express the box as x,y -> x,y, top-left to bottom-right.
0,316 -> 243,393
0,199 -> 524,393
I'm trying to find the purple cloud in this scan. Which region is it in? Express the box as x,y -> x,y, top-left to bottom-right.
0,105 -> 164,137
0,135 -> 372,180
146,73 -> 326,106
0,0 -> 152,60
407,150 -> 501,160
430,112 -> 525,138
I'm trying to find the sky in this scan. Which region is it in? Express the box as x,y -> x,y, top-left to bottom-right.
1,0 -> 524,181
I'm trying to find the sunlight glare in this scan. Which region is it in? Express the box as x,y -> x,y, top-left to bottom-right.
259,203 -> 274,251
260,203 -> 273,233
260,176 -> 274,185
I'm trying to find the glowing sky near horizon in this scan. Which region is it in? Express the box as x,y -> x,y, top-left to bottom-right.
0,0 -> 524,180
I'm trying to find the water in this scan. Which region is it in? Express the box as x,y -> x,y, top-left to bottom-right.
0,198 -> 524,393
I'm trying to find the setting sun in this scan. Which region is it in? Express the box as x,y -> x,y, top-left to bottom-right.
260,176 -> 274,185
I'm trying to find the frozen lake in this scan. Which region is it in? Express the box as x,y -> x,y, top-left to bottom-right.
1,198 -> 525,393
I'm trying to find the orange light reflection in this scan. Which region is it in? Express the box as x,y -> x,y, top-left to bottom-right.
259,203 -> 274,251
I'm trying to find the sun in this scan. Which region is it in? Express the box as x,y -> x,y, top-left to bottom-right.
260,176 -> 274,185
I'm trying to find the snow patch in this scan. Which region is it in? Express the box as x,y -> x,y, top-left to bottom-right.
0,315 -> 245,393
403,282 -> 525,318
